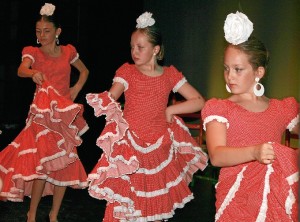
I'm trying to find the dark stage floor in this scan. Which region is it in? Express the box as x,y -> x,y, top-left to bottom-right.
0,124 -> 217,222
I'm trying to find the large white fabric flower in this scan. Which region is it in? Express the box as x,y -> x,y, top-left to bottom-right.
40,3 -> 56,16
136,12 -> 155,28
224,11 -> 253,45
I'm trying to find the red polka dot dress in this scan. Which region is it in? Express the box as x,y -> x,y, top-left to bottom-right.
201,98 -> 299,222
86,63 -> 208,221
0,45 -> 89,201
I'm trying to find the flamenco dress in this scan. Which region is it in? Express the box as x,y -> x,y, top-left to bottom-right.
86,63 -> 208,222
0,44 -> 89,201
202,97 -> 299,222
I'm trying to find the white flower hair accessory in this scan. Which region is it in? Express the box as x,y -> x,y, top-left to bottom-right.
224,11 -> 253,45
136,12 -> 155,28
40,3 -> 56,16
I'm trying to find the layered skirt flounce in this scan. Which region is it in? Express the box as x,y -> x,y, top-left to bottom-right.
86,91 -> 208,222
215,143 -> 298,222
0,81 -> 89,201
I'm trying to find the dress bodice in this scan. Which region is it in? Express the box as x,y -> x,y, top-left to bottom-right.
113,63 -> 187,142
22,44 -> 79,98
202,97 -> 299,146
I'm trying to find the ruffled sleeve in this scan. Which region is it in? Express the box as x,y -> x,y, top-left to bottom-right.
201,98 -> 229,131
167,66 -> 187,93
112,63 -> 130,90
21,46 -> 38,63
65,44 -> 79,64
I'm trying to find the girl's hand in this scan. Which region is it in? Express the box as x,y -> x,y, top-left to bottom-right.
254,142 -> 276,164
165,106 -> 174,123
32,72 -> 44,85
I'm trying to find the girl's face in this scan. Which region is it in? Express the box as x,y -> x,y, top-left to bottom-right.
223,46 -> 258,95
130,30 -> 156,66
36,20 -> 59,46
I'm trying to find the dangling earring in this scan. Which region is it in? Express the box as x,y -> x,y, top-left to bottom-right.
37,39 -> 40,44
56,35 -> 59,45
226,84 -> 231,93
253,77 -> 265,96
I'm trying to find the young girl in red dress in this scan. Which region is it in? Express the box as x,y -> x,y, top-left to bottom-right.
202,11 -> 299,221
86,11 -> 208,222
0,3 -> 89,222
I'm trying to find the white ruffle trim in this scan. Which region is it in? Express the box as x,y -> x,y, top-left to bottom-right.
287,114 -> 299,132
285,172 -> 299,216
256,164 -> 274,222
286,172 -> 299,185
285,188 -> 296,216
172,78 -> 187,93
22,54 -> 35,63
215,166 -> 247,221
113,77 -> 129,91
91,185 -> 194,222
70,53 -> 79,64
127,131 -> 163,154
203,115 -> 229,131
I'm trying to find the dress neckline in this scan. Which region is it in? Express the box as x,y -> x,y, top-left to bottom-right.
134,65 -> 165,78
38,45 -> 62,59
225,98 -> 272,113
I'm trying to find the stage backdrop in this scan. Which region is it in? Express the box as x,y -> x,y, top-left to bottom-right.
143,0 -> 300,101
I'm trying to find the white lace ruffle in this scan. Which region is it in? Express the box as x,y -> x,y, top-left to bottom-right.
285,172 -> 299,216
172,77 -> 187,93
215,166 -> 247,221
256,164 -> 274,222
127,131 -> 163,154
287,114 -> 299,132
285,188 -> 296,216
286,172 -> 299,185
113,77 -> 129,91
203,115 -> 229,131
70,53 -> 79,64
22,54 -> 35,63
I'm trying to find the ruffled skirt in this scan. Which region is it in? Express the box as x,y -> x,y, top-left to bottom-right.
86,91 -> 208,222
215,143 -> 298,222
0,81 -> 89,201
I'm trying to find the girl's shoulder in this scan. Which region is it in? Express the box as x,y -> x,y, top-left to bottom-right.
22,46 -> 39,55
162,65 -> 185,82
271,97 -> 298,107
202,98 -> 231,117
60,44 -> 77,57
270,97 -> 299,119
62,44 -> 76,51
116,62 -> 135,73
205,98 -> 230,108
60,44 -> 78,63
163,65 -> 181,75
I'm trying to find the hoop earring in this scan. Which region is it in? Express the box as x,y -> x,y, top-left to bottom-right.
37,39 -> 40,44
56,35 -> 59,45
226,84 -> 231,93
253,77 -> 264,96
